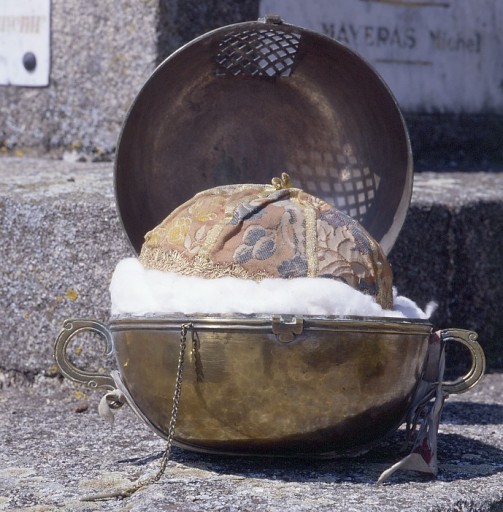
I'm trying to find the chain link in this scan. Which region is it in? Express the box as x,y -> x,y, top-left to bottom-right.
148,322 -> 192,485
81,322 -> 192,501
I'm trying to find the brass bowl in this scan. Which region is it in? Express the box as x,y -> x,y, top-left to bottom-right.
53,17 -> 487,468
54,315 -> 485,457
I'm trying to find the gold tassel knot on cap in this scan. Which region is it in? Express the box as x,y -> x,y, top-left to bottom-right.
271,172 -> 292,190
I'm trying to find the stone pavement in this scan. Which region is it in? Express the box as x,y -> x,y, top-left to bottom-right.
0,373 -> 502,511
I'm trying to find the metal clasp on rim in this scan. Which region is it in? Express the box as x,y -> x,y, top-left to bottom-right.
272,315 -> 303,343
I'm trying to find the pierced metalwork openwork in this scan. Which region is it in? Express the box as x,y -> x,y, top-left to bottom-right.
293,143 -> 381,225
216,28 -> 301,78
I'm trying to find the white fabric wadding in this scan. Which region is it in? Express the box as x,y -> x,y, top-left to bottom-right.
110,258 -> 436,319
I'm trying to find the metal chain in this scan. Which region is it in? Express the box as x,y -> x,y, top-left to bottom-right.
81,322 -> 192,501
147,322 -> 192,485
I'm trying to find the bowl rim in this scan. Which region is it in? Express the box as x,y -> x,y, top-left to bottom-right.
108,313 -> 432,334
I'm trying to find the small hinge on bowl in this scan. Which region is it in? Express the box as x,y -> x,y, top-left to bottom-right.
272,315 -> 304,343
259,14 -> 284,25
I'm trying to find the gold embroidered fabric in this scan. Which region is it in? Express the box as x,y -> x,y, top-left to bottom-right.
139,177 -> 393,308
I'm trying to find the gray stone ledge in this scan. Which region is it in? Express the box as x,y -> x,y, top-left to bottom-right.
1,156 -> 502,381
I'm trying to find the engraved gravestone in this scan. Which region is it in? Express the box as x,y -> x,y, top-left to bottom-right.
0,0 -> 50,86
259,0 -> 503,113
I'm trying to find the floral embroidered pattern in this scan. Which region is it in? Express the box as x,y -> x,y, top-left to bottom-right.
165,217 -> 192,244
230,189 -> 289,225
277,255 -> 308,278
234,226 -> 277,263
231,199 -> 308,277
188,197 -> 221,222
139,180 -> 393,308
144,217 -> 192,247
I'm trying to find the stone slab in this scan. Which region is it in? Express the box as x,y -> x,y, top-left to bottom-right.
1,156 -> 503,387
0,157 -> 132,386
0,373 -> 502,511
388,172 -> 503,371
260,0 -> 503,114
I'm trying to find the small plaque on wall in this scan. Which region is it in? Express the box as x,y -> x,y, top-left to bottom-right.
259,0 -> 503,113
0,0 -> 50,86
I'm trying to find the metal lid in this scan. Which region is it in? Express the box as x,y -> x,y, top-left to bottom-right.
115,16 -> 413,255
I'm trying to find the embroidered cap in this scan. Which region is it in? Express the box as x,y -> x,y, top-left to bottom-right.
139,173 -> 393,308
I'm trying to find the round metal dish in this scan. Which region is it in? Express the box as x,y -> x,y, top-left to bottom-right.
115,17 -> 413,255
54,315 -> 485,457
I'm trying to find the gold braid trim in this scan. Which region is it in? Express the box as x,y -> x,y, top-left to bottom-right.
366,236 -> 393,310
139,246 -> 270,281
193,183 -> 271,198
290,191 -> 318,278
299,199 -> 318,278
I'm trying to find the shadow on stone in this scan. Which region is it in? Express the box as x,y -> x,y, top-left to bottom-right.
442,401 -> 503,425
116,427 -> 503,485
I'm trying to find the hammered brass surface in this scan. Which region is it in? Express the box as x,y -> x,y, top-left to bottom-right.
115,19 -> 412,255
110,316 -> 431,456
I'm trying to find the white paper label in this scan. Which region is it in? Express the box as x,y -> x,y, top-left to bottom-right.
0,0 -> 50,86
259,0 -> 503,113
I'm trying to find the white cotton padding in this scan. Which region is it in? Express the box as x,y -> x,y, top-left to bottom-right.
110,258 -> 436,319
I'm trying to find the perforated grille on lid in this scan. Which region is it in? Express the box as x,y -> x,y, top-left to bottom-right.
216,27 -> 301,77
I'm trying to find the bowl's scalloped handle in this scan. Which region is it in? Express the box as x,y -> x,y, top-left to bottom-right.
54,319 -> 115,390
440,328 -> 486,394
